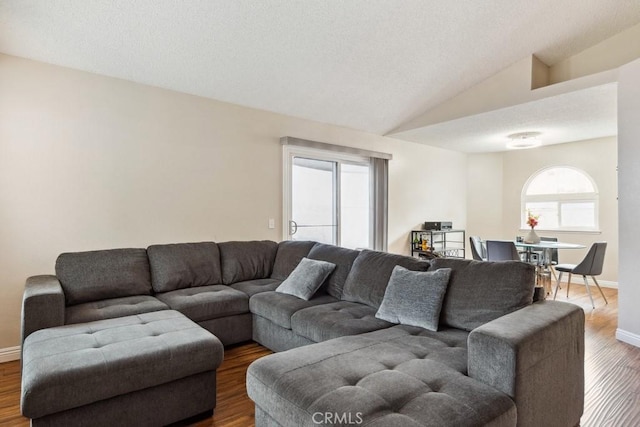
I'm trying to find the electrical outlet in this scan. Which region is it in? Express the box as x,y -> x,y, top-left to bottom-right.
268,218 -> 275,229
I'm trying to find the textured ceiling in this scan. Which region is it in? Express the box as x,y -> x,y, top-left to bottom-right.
1,1 -> 639,144
391,83 -> 618,153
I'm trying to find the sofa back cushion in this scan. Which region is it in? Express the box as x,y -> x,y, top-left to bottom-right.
219,240 -> 278,284
271,241 -> 318,280
307,243 -> 360,298
147,242 -> 222,293
341,250 -> 430,308
431,258 -> 535,331
56,248 -> 152,305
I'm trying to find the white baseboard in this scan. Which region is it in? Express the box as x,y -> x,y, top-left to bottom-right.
552,273 -> 618,289
0,346 -> 20,363
598,280 -> 618,289
616,329 -> 640,348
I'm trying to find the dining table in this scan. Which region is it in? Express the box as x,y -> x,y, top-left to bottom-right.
514,240 -> 585,266
514,240 -> 586,295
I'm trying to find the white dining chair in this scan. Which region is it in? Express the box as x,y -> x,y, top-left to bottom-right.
469,236 -> 486,261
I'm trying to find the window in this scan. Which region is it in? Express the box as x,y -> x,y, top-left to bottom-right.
522,167 -> 599,231
282,137 -> 390,250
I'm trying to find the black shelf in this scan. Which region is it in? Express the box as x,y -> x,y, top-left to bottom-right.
410,229 -> 466,259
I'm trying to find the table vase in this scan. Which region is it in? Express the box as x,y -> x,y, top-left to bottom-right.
524,228 -> 540,244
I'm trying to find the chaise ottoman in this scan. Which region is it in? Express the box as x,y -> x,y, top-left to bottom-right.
247,326 -> 517,426
21,310 -> 223,426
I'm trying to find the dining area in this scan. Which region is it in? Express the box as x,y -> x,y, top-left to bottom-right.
469,235 -> 608,309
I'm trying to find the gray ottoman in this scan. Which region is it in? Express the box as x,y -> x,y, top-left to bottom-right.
247,326 -> 516,426
21,310 -> 223,426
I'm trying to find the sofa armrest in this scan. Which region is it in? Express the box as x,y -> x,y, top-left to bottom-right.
21,275 -> 66,344
468,301 -> 584,427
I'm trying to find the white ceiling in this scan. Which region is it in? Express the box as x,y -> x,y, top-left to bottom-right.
391,83 -> 619,153
1,1 -> 639,149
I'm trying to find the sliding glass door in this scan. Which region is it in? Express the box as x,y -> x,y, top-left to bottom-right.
339,162 -> 371,249
290,157 -> 338,243
285,148 -> 371,249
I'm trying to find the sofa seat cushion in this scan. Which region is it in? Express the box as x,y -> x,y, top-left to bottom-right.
230,278 -> 282,297
247,332 -> 516,427
357,325 -> 470,374
21,310 -> 223,419
65,295 -> 169,325
147,242 -> 222,293
219,240 -> 278,284
155,285 -> 248,322
342,250 -> 431,308
56,248 -> 152,305
290,301 -> 394,342
250,291 -> 339,329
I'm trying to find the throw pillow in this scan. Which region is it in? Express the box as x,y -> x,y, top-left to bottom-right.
275,257 -> 336,300
375,266 -> 452,331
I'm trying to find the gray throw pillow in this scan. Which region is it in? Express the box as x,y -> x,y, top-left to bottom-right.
275,257 -> 336,300
375,266 -> 452,331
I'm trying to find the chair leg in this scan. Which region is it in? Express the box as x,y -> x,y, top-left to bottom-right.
550,266 -> 558,283
583,275 -> 595,309
553,271 -> 563,300
591,276 -> 609,305
566,273 -> 572,298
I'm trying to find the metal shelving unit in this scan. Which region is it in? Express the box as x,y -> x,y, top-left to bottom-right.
410,229 -> 466,259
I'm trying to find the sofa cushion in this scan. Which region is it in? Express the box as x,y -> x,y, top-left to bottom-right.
250,291 -> 339,329
290,301 -> 394,342
358,325 -> 470,374
155,285 -> 248,322
376,267 -> 451,331
247,329 -> 515,427
219,241 -> 278,284
431,258 -> 535,331
56,248 -> 152,305
230,278 -> 282,297
307,243 -> 360,298
65,295 -> 169,325
276,258 -> 336,300
341,250 -> 430,308
271,240 -> 317,280
147,242 -> 222,293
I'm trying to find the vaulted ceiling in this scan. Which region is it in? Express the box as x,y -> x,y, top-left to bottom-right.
1,1 -> 640,151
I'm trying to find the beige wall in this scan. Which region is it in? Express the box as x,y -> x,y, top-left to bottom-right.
617,58 -> 640,347
468,137 -> 618,283
466,153 -> 503,240
0,54 -> 467,349
550,22 -> 640,84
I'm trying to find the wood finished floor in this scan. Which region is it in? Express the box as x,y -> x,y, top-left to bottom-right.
1,285 -> 639,427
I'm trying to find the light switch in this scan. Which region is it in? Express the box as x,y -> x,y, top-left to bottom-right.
268,218 -> 275,229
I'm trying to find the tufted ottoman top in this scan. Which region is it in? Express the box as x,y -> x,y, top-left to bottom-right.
247,325 -> 516,426
21,310 -> 223,419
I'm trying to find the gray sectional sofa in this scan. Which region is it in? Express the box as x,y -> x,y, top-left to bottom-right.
21,240 -> 585,427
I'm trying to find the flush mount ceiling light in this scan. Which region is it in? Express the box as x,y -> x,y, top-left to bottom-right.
506,132 -> 542,149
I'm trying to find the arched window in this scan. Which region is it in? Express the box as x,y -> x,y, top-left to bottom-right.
522,167 -> 599,231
